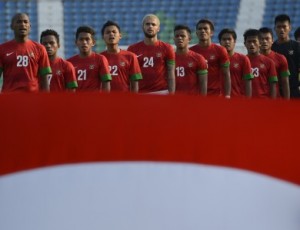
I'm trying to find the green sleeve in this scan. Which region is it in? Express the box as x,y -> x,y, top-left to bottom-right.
39,67 -> 52,76
101,74 -> 112,82
130,73 -> 142,81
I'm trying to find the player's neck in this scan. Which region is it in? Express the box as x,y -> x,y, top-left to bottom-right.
277,36 -> 290,44
49,54 -> 57,61
176,47 -> 189,54
79,50 -> 93,58
260,49 -> 271,55
198,39 -> 211,47
106,44 -> 120,54
14,36 -> 29,43
228,50 -> 235,56
247,52 -> 260,57
144,37 -> 158,45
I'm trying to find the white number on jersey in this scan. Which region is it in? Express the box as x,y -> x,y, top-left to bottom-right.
48,75 -> 53,84
16,55 -> 29,67
109,65 -> 118,76
176,66 -> 185,77
251,67 -> 259,77
143,57 -> 154,68
77,69 -> 87,80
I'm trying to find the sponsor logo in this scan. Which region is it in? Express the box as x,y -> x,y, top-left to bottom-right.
6,52 -> 14,56
56,70 -> 62,76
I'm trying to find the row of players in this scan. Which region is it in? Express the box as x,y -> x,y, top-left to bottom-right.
0,13 -> 299,99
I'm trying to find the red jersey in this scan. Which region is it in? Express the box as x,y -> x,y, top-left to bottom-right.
248,54 -> 278,98
67,52 -> 111,91
190,43 -> 230,96
229,52 -> 253,97
175,50 -> 208,94
0,39 -> 51,92
127,40 -> 175,93
262,51 -> 290,97
101,49 -> 142,92
50,57 -> 78,92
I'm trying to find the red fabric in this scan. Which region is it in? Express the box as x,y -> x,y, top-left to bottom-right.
0,93 -> 299,185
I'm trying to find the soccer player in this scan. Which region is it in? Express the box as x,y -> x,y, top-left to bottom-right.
173,24 -> 207,95
294,27 -> 300,42
259,27 -> 290,99
218,28 -> 253,98
272,14 -> 300,98
244,29 -> 278,99
40,29 -> 78,92
67,26 -> 111,92
0,13 -> 51,93
127,14 -> 175,94
190,19 -> 231,98
101,20 -> 142,93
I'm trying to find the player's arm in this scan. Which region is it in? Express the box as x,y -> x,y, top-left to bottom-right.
40,74 -> 50,92
281,75 -> 290,99
167,63 -> 175,94
222,65 -> 231,98
130,80 -> 139,93
270,81 -> 277,99
245,79 -> 252,98
101,80 -> 111,92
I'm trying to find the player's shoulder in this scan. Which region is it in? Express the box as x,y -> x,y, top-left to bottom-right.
188,50 -> 206,60
127,41 -> 143,50
66,54 -> 78,62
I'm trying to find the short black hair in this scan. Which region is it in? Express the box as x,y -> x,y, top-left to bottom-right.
11,12 -> 30,29
101,20 -> 121,36
174,24 -> 191,35
258,27 -> 274,38
75,25 -> 95,40
294,27 -> 300,40
196,19 -> 214,31
274,14 -> 291,25
218,28 -> 237,42
40,29 -> 60,44
243,29 -> 260,42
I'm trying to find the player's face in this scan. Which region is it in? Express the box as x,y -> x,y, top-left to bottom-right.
275,21 -> 291,40
196,23 -> 213,41
75,32 -> 95,55
11,14 -> 31,38
220,33 -> 235,53
41,35 -> 59,58
103,25 -> 121,45
259,32 -> 273,52
245,36 -> 260,55
143,17 -> 160,38
174,29 -> 190,49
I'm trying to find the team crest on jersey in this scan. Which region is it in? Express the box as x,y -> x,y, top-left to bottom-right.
233,63 -> 239,68
188,62 -> 193,67
120,61 -> 125,67
89,65 -> 95,69
56,70 -> 62,76
156,53 -> 162,58
289,50 -> 294,55
29,52 -> 34,58
260,64 -> 265,69
209,55 -> 215,60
